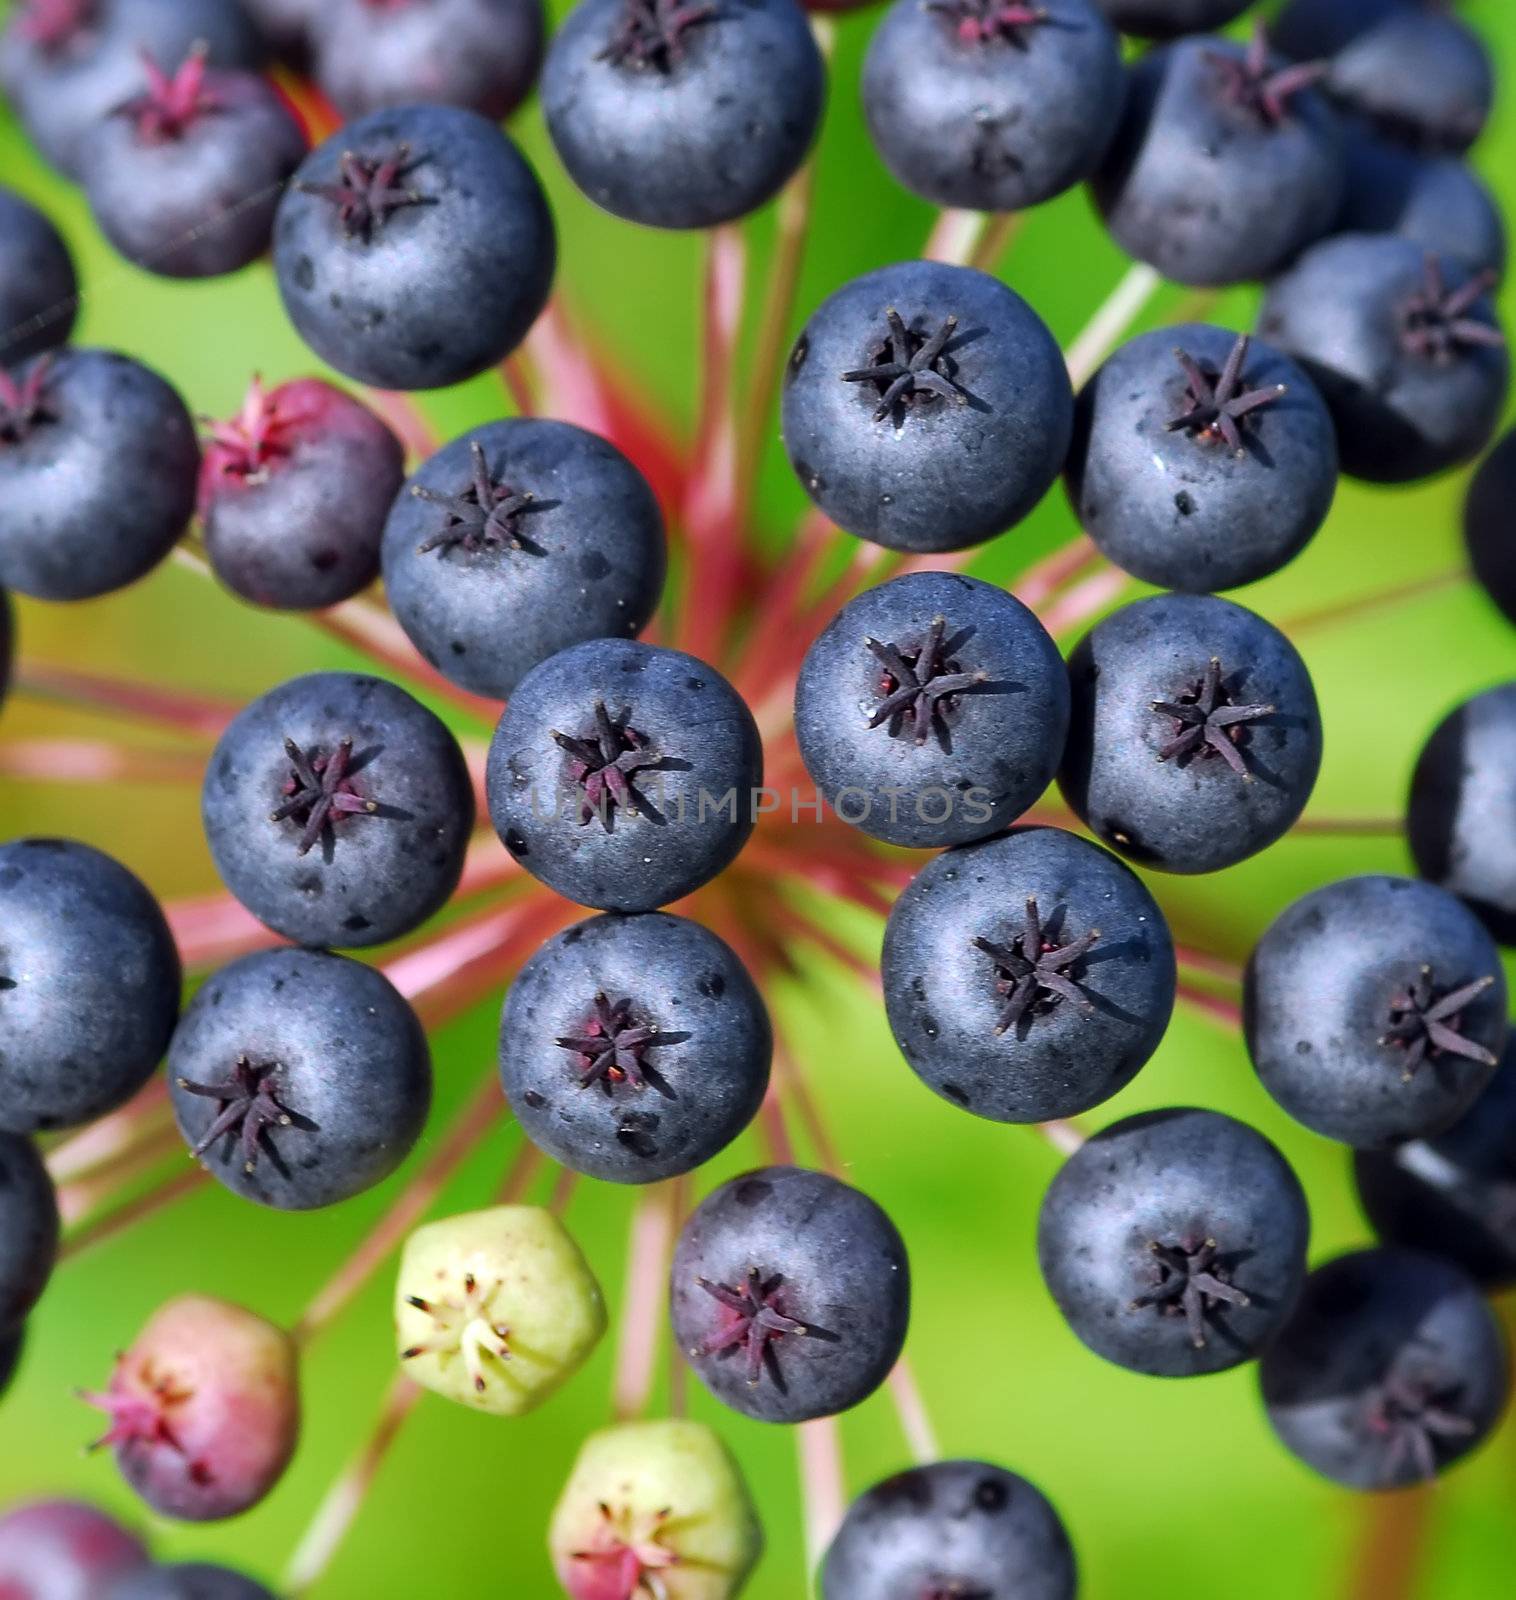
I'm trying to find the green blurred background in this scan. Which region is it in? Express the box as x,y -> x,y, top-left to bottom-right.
1,0 -> 1514,1595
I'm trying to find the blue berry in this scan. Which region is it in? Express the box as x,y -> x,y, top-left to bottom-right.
169,947 -> 430,1211
882,826 -> 1176,1123
311,0 -> 544,121
1354,1044 -> 1516,1291
863,0 -> 1124,213
1407,682 -> 1516,943
0,1323 -> 21,1399
0,349 -> 200,601
1096,0 -> 1252,37
670,1165 -> 910,1423
1260,1247 -> 1509,1489
108,1564 -> 276,1600
486,639 -> 762,912
0,0 -> 267,178
1038,1108 -> 1310,1377
0,185 -> 76,364
499,911 -> 770,1183
1059,594 -> 1322,874
1258,233 -> 1508,483
1466,431 -> 1516,626
782,260 -> 1072,552
244,0 -> 319,55
795,571 -> 1069,849
80,51 -> 306,279
200,378 -> 405,612
543,0 -> 825,230
822,1459 -> 1077,1600
1067,325 -> 1338,592
382,419 -> 666,701
1244,875 -> 1508,1149
1092,27 -> 1344,287
202,670 -> 475,948
273,104 -> 555,391
0,1131 -> 57,1331
0,838 -> 181,1135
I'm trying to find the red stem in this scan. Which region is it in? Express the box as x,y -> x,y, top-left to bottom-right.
12,662 -> 237,739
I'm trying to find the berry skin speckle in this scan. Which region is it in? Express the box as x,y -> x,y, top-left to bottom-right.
394,1206 -> 606,1416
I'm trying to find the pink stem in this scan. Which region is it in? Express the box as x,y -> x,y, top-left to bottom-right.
12,662 -> 237,739
1291,817 -> 1406,837
797,1417 -> 847,1577
548,1166 -> 579,1216
612,1183 -> 679,1421
496,1139 -> 546,1205
1346,1488 -> 1435,1600
166,891 -> 285,970
58,1166 -> 208,1263
357,389 -> 440,463
887,1361 -> 941,1465
1173,945 -> 1242,984
970,211 -> 1024,272
499,355 -> 536,417
1038,565 -> 1129,638
0,739 -> 205,784
1281,568 -> 1466,636
1176,981 -> 1243,1030
1011,534 -> 1102,611
924,208 -> 988,266
45,1081 -> 172,1185
55,1127 -> 185,1225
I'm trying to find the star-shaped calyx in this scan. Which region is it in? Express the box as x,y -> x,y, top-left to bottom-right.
557,993 -> 672,1097
78,1363 -> 206,1483
270,735 -> 381,855
1129,1236 -> 1250,1348
1399,256 -> 1505,365
1364,1368 -> 1477,1483
15,0 -> 94,51
571,1504 -> 680,1600
1205,24 -> 1327,124
925,0 -> 1048,48
843,308 -> 969,425
298,145 -> 431,241
923,1583 -> 993,1600
599,0 -> 717,70
0,356 -> 55,445
695,1268 -> 810,1387
117,47 -> 220,142
202,376 -> 298,485
411,439 -> 540,556
553,701 -> 671,830
1380,968 -> 1497,1079
1152,657 -> 1274,778
401,1271 -> 513,1395
865,615 -> 988,750
972,897 -> 1099,1036
177,1054 -> 302,1174
1166,335 -> 1286,456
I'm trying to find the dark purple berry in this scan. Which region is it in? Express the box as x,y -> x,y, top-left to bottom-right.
382,418 -> 666,700
201,670 -> 475,948
0,1322 -> 22,1399
109,1564 -> 277,1600
670,1165 -> 910,1423
0,1501 -> 150,1600
782,260 -> 1072,552
1260,1247 -> 1509,1489
273,103 -> 555,390
1244,875 -> 1508,1149
882,826 -> 1176,1123
0,184 -> 77,364
244,0 -> 322,55
500,911 -> 770,1183
0,838 -> 182,1135
1465,431 -> 1516,626
1096,0 -> 1251,37
0,1130 -> 58,1330
0,349 -> 200,601
543,0 -> 825,230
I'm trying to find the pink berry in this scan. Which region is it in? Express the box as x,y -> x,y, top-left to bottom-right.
0,1499 -> 150,1600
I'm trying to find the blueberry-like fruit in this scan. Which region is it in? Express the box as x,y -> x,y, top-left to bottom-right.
543,0 -> 825,230
0,1323 -> 21,1399
312,0 -> 544,121
500,911 -> 770,1183
110,1564 -> 277,1600
670,1165 -> 910,1423
273,104 -> 555,390
0,838 -> 181,1135
0,349 -> 200,601
202,670 -> 474,948
1354,1044 -> 1516,1290
795,571 -> 1069,848
883,826 -> 1176,1123
0,0 -> 267,177
863,0 -> 1124,213
486,639 -> 762,912
1060,593 -> 1322,874
1093,26 -> 1344,287
1260,1247 -> 1509,1489
1096,0 -> 1251,38
244,0 -> 320,55
82,1294 -> 300,1522
0,1130 -> 58,1331
1244,875 -> 1508,1149
169,947 -> 431,1210
382,419 -> 666,700
80,49 -> 306,279
821,1459 -> 1077,1600
782,260 -> 1072,551
395,1205 -> 606,1415
1407,682 -> 1516,943
200,377 -> 406,611
1466,431 -> 1516,625
0,1501 -> 149,1600
1259,233 -> 1508,482
1038,1107 -> 1310,1377
1067,325 -> 1338,591
0,185 -> 77,363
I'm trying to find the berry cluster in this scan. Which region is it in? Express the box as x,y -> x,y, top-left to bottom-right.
0,0 -> 1513,1594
